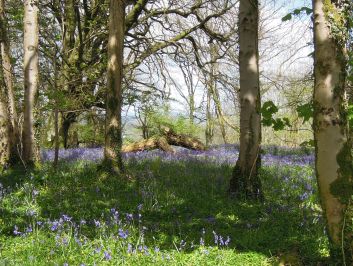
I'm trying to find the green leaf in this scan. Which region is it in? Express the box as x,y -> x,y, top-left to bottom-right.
293,9 -> 301,15
273,118 -> 285,131
261,101 -> 278,119
282,13 -> 292,22
297,102 -> 313,123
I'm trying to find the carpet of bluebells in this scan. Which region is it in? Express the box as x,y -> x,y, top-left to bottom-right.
0,145 -> 329,265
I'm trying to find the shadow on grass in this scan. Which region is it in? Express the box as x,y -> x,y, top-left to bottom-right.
0,159 -> 327,264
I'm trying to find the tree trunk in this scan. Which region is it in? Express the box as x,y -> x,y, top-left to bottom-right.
60,0 -> 78,148
53,53 -> 59,169
0,0 -> 20,164
0,85 -> 9,167
210,42 -> 227,144
229,0 -> 262,200
313,0 -> 353,262
104,0 -> 125,173
205,83 -> 214,146
61,112 -> 77,149
22,0 -> 39,166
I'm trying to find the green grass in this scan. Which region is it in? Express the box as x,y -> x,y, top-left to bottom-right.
0,159 -> 328,265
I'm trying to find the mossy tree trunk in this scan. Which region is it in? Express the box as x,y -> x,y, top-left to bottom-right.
104,0 -> 125,173
313,0 -> 353,263
229,0 -> 262,200
22,0 -> 39,166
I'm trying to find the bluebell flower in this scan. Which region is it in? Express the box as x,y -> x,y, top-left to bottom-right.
13,225 -> 21,236
127,243 -> 133,254
51,221 -> 60,231
224,236 -> 231,246
94,219 -> 101,228
104,251 -> 112,260
126,213 -> 133,221
62,214 -> 72,222
118,228 -> 128,239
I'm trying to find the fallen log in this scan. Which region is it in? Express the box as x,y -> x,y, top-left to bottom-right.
122,136 -> 175,153
121,127 -> 206,153
161,127 -> 206,151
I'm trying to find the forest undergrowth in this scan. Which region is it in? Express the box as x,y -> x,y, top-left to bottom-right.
0,146 -> 330,265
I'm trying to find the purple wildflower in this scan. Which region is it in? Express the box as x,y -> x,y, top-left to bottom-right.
118,228 -> 128,239
13,225 -> 22,236
104,251 -> 112,260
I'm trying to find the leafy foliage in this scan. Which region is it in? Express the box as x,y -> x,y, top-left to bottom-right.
145,107 -> 202,137
282,7 -> 313,22
297,102 -> 313,123
261,101 -> 290,131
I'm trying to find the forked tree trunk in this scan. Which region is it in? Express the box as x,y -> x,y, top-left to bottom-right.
104,0 -> 125,172
22,0 -> 39,166
313,0 -> 353,262
229,0 -> 262,200
0,0 -> 20,164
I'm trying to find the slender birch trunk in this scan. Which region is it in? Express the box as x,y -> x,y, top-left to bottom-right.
0,0 -> 19,163
313,0 -> 353,262
22,0 -> 39,165
205,83 -> 214,146
53,53 -> 59,169
104,0 -> 125,172
229,0 -> 262,200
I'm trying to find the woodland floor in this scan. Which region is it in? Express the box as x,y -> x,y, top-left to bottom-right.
0,145 -> 331,265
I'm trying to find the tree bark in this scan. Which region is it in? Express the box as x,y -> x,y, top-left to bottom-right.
0,0 -> 20,164
313,0 -> 353,262
229,0 -> 263,200
22,0 -> 39,166
210,43 -> 228,144
60,0 -> 78,149
53,53 -> 59,169
205,82 -> 214,146
0,84 -> 9,167
104,0 -> 125,172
